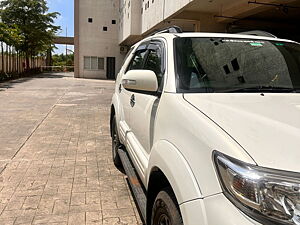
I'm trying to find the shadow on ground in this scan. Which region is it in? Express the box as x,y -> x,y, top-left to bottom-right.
0,72 -> 71,91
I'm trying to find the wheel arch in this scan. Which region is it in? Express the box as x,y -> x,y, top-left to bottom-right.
146,140 -> 202,223
146,167 -> 172,225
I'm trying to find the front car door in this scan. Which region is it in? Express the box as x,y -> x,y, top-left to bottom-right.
126,40 -> 166,181
118,43 -> 148,143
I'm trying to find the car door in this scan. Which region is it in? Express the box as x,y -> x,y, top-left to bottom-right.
118,43 -> 149,143
126,40 -> 165,180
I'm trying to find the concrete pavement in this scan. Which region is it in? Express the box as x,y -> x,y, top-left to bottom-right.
0,73 -> 142,225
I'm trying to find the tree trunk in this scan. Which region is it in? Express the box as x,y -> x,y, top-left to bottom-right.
1,42 -> 4,73
6,44 -> 8,73
16,51 -> 18,74
9,46 -> 12,73
26,52 -> 30,71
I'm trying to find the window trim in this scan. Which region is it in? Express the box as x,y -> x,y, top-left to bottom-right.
148,39 -> 166,94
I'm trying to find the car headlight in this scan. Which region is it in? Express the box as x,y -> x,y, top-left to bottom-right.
213,151 -> 300,225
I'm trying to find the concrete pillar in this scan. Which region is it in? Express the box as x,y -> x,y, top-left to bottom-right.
74,0 -> 80,78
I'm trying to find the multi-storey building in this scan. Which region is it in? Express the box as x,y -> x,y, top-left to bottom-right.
75,0 -> 300,79
74,0 -> 122,79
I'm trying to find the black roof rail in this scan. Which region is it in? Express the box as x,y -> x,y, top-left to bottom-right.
238,30 -> 277,38
150,26 -> 183,36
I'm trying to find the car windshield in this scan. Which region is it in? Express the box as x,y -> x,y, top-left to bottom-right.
174,37 -> 300,93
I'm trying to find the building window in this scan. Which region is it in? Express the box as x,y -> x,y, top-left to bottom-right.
84,57 -> 104,70
112,20 -> 116,24
103,26 -> 108,31
88,18 -> 93,23
98,58 -> 104,70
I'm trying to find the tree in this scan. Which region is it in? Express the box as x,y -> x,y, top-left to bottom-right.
0,0 -> 60,70
52,53 -> 74,67
0,23 -> 22,73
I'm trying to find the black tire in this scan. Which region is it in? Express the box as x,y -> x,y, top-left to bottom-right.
151,188 -> 183,225
112,116 -> 122,167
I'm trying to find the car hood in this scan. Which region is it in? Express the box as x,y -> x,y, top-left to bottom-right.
184,93 -> 300,172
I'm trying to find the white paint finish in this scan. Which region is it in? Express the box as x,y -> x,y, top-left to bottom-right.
203,194 -> 260,225
180,194 -> 262,225
180,199 -> 207,225
177,32 -> 296,43
111,32 -> 300,223
184,93 -> 300,172
163,34 -> 178,93
118,87 -> 132,140
126,131 -> 148,182
122,70 -> 158,92
129,93 -> 159,154
153,93 -> 255,196
147,140 -> 202,203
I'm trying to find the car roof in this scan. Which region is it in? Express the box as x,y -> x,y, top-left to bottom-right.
150,32 -> 297,44
132,32 -> 298,52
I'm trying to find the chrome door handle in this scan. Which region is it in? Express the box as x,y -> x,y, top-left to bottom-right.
130,94 -> 135,107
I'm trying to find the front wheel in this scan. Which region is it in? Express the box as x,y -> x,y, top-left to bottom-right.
151,188 -> 183,225
111,116 -> 122,167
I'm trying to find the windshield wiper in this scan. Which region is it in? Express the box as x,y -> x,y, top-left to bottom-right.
227,86 -> 300,93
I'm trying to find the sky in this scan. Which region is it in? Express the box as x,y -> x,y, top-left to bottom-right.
47,0 -> 74,54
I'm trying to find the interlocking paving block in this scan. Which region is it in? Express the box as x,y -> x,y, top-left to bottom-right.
0,73 -> 143,225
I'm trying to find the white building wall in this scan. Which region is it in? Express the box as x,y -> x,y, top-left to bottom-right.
163,0 -> 193,18
117,0 -> 233,45
119,0 -> 200,44
141,0 -> 193,33
75,0 -> 123,79
119,0 -> 142,45
141,0 -> 165,33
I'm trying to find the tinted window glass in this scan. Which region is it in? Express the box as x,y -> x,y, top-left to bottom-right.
144,46 -> 163,86
127,50 -> 148,71
175,38 -> 300,93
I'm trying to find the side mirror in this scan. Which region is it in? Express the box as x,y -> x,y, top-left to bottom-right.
122,70 -> 158,93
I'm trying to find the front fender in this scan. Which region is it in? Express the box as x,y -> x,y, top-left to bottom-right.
146,140 -> 202,204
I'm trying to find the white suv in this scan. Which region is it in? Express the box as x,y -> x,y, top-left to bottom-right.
110,28 -> 300,225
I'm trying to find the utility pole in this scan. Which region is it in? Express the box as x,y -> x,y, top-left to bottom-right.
66,26 -> 68,65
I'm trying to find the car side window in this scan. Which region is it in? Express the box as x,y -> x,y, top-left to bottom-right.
144,43 -> 164,88
126,50 -> 148,71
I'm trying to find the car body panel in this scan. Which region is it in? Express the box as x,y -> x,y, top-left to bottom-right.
180,194 -> 262,225
184,93 -> 300,173
153,93 -> 255,197
147,139 -> 202,204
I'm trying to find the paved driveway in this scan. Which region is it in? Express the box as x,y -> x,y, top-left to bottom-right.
0,73 -> 142,225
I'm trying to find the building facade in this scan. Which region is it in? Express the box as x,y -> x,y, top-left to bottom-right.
74,0 -> 123,79
75,0 -> 300,79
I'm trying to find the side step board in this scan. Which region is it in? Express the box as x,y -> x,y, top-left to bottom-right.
118,148 -> 147,224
